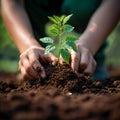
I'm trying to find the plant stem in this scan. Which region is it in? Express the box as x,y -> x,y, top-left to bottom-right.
57,26 -> 63,66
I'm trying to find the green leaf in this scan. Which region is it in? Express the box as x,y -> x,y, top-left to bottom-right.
45,45 -> 55,54
66,35 -> 77,42
66,41 -> 78,52
48,25 -> 59,36
63,24 -> 74,32
53,15 -> 61,25
48,16 -> 57,24
53,15 -> 61,22
61,49 -> 70,64
62,43 -> 70,50
63,14 -> 73,24
40,37 -> 54,43
60,15 -> 65,22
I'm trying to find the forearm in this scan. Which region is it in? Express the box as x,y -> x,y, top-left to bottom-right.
79,0 -> 120,56
1,0 -> 40,53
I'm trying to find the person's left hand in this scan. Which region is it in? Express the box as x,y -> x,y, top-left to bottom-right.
70,42 -> 97,75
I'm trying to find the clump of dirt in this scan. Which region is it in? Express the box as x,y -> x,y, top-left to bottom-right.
0,64 -> 120,120
27,64 -> 120,94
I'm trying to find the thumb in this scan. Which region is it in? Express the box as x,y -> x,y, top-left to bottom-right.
48,53 -> 58,65
70,50 -> 80,73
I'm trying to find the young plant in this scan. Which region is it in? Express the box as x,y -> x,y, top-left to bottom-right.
40,14 -> 78,66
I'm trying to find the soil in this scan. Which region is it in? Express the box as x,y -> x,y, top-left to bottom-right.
0,64 -> 120,120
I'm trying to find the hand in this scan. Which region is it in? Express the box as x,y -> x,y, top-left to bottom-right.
19,46 -> 57,80
70,42 -> 96,75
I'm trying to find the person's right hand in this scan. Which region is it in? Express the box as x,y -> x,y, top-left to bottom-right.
19,46 -> 57,80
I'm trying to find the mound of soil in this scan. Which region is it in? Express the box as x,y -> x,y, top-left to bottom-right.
0,64 -> 120,120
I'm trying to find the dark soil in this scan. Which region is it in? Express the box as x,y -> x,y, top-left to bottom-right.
0,64 -> 120,120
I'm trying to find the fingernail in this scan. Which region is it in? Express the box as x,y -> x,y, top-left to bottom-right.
80,64 -> 87,70
41,71 -> 46,79
74,70 -> 78,74
33,63 -> 41,72
52,60 -> 57,66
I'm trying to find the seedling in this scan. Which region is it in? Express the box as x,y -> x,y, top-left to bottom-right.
40,14 -> 78,66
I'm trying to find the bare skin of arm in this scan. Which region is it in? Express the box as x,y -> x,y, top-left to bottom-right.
71,0 -> 120,74
1,0 -> 57,80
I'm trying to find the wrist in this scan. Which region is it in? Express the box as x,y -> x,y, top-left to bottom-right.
77,34 -> 98,56
77,38 -> 95,56
78,42 -> 93,55
19,38 -> 43,53
20,45 -> 45,57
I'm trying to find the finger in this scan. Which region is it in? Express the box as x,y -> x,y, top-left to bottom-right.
39,54 -> 50,64
84,63 -> 93,75
18,60 -> 21,71
19,61 -> 33,80
32,62 -> 46,79
22,57 -> 39,79
21,67 -> 33,80
28,53 -> 46,79
79,51 -> 89,71
37,64 -> 46,79
59,55 -> 64,64
37,49 -> 53,64
70,50 -> 80,72
28,51 -> 42,69
84,58 -> 96,75
91,58 -> 97,73
48,53 -> 58,65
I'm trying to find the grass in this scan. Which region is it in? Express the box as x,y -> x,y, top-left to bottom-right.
0,59 -> 18,72
105,22 -> 120,66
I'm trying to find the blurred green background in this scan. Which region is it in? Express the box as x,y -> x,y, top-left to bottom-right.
0,4 -> 19,72
0,3 -> 120,73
